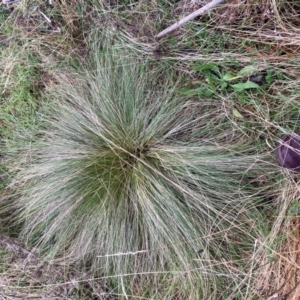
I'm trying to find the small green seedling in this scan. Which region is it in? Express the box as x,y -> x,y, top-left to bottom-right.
193,63 -> 261,93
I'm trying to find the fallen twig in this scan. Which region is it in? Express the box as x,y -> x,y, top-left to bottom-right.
155,0 -> 226,39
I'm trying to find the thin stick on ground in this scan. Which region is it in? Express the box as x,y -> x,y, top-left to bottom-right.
155,0 -> 226,39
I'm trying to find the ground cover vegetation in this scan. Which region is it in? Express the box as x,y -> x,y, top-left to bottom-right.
1,0 -> 300,299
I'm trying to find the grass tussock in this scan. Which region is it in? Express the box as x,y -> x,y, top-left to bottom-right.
4,47 -> 276,298
2,0 -> 300,298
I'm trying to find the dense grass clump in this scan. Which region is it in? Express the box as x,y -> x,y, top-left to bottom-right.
1,0 -> 300,298
6,50 -> 271,298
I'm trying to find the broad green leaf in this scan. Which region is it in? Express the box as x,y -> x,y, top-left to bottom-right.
194,63 -> 220,74
231,81 -> 260,92
232,108 -> 244,119
176,87 -> 213,97
237,65 -> 256,76
222,72 -> 234,81
220,81 -> 228,90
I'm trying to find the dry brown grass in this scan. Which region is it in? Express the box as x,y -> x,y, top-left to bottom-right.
111,0 -> 300,64
0,234 -> 114,299
251,176 -> 300,300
